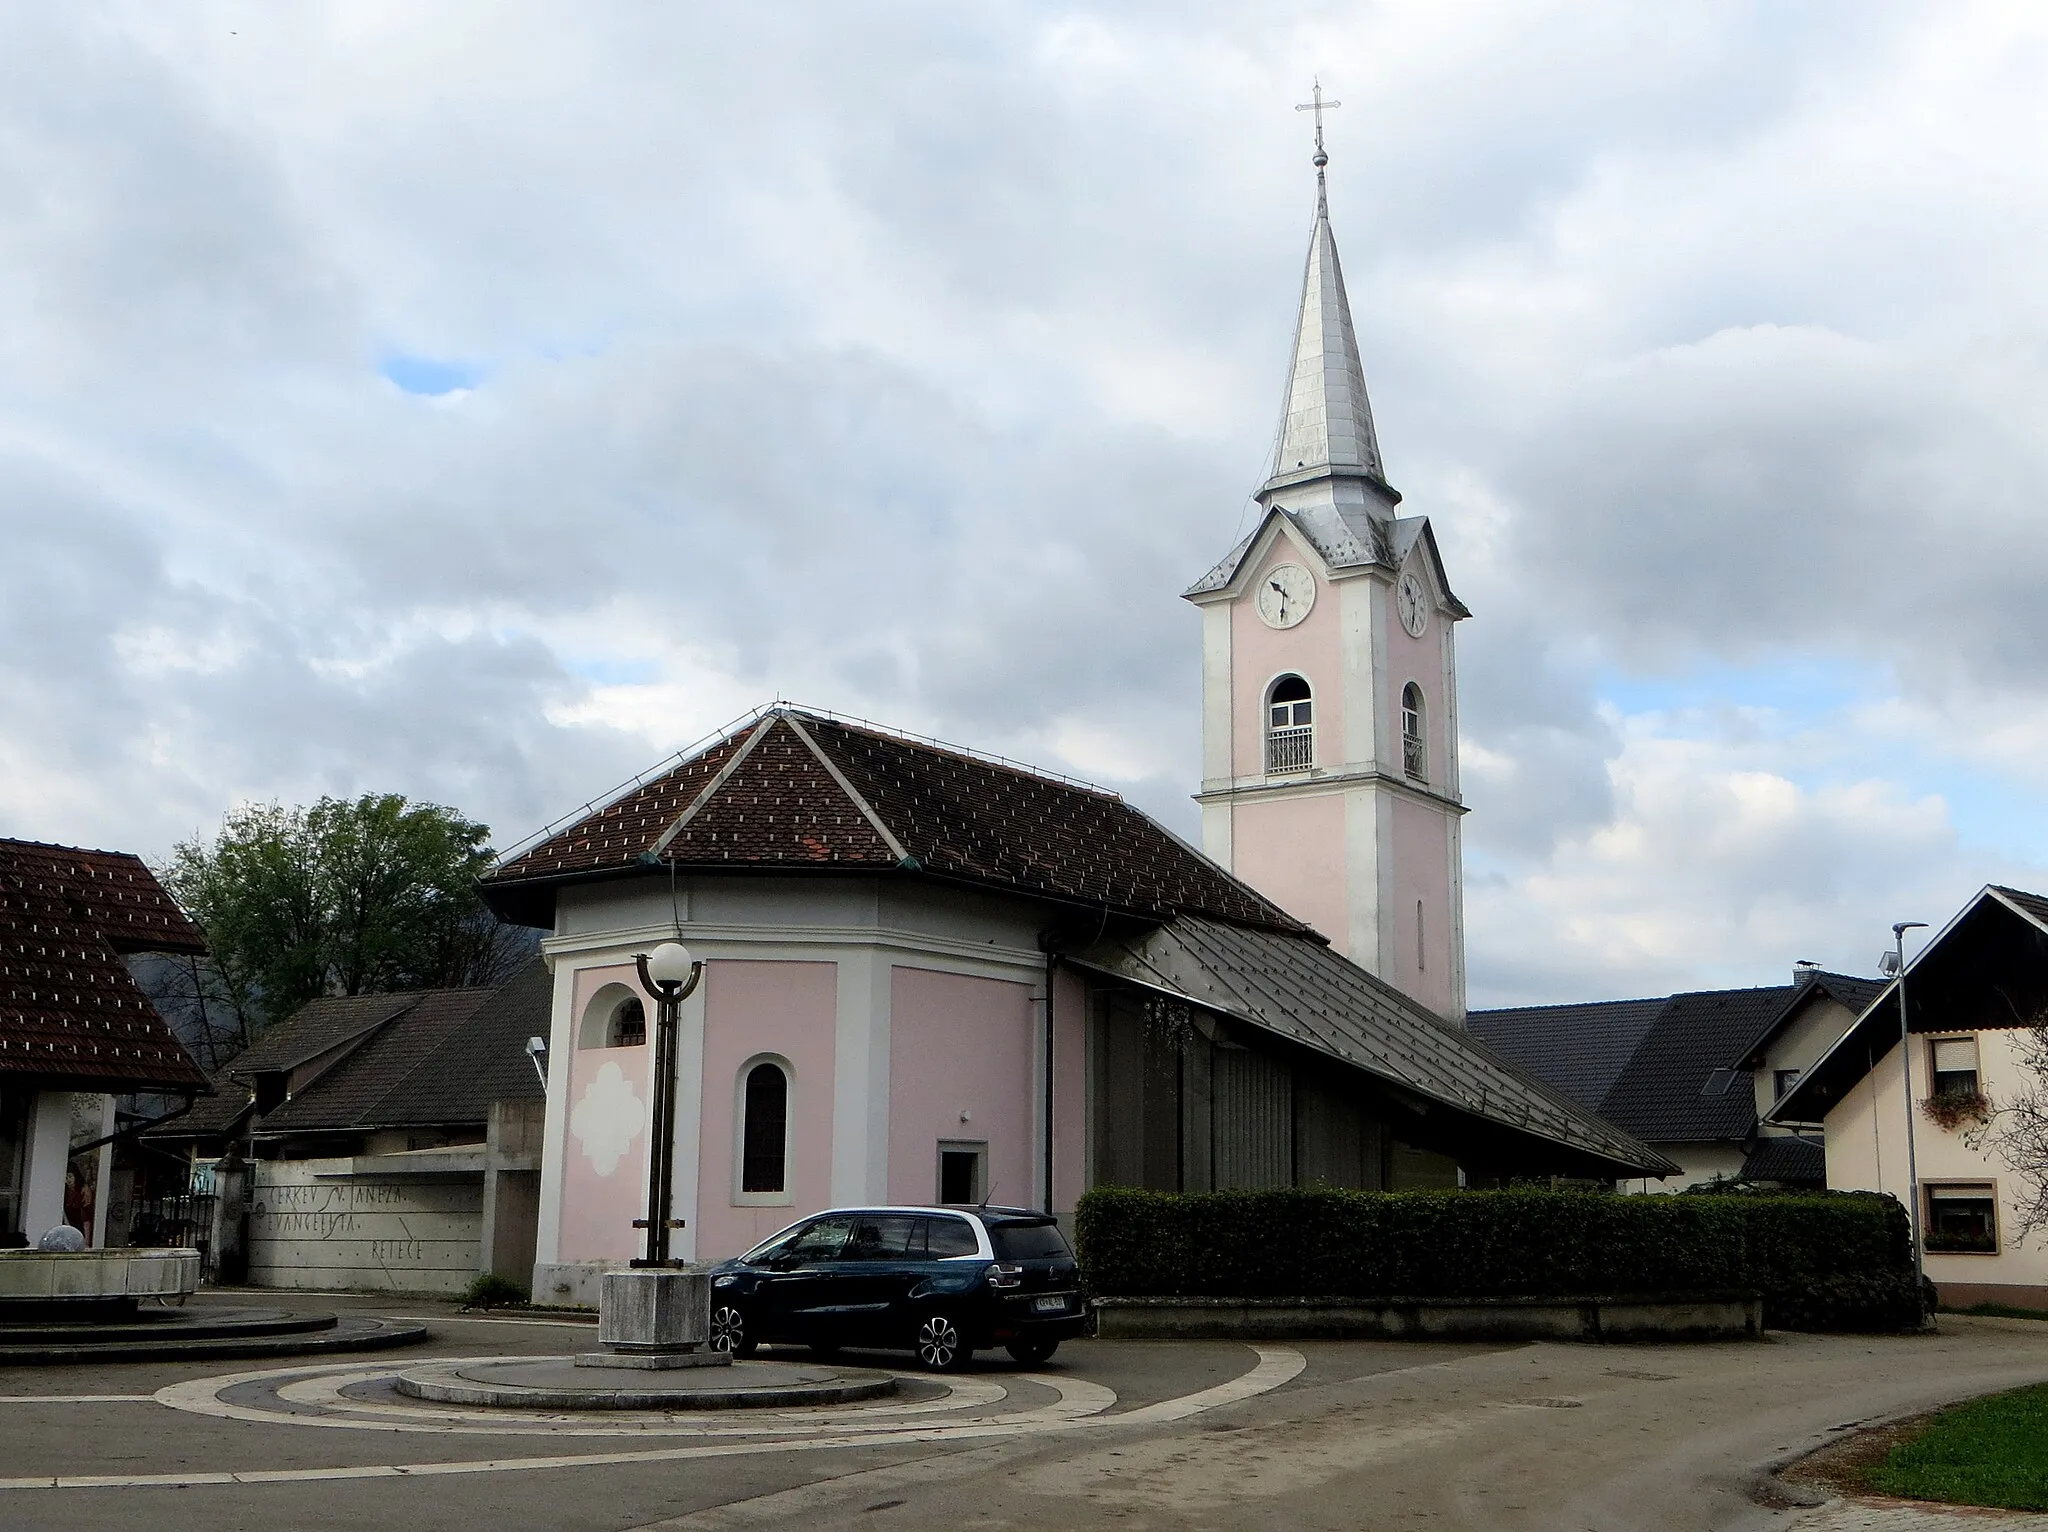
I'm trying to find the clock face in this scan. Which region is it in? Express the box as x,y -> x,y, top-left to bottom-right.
1255,563 -> 1316,629
1397,571 -> 1430,638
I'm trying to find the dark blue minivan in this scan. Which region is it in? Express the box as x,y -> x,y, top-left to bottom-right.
705,1205 -> 1085,1370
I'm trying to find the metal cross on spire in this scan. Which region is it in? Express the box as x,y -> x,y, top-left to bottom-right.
1295,78 -> 1341,170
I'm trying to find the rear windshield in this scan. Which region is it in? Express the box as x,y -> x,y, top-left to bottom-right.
989,1222 -> 1071,1261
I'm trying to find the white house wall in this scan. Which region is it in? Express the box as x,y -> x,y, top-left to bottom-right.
1825,1028 -> 2048,1300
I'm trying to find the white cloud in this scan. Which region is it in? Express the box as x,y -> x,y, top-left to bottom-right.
5,2 -> 2048,1010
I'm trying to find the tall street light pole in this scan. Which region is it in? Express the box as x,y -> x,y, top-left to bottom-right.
1892,920 -> 1929,1297
632,941 -> 702,1268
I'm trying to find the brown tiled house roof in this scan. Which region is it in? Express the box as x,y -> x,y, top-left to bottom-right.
0,839 -> 208,1091
484,710 -> 1304,933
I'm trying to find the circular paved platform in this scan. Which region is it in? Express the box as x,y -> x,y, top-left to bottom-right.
0,1307 -> 428,1366
393,1356 -> 899,1411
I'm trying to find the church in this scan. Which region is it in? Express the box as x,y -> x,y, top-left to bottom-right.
481,138 -> 1673,1302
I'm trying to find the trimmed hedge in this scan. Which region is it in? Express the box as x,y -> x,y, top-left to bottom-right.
1074,1187 -> 1919,1332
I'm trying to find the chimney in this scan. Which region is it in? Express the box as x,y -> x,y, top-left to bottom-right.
1792,960 -> 1821,987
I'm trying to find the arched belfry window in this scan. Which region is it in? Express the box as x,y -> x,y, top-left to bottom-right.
606,997 -> 646,1048
1266,675 -> 1314,774
740,1061 -> 789,1196
1401,683 -> 1427,781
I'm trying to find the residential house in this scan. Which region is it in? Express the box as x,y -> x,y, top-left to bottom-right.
152,961 -> 548,1294
1470,969 -> 1879,1191
1774,886 -> 2048,1309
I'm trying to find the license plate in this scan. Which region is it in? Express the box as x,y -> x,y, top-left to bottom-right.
1032,1294 -> 1068,1313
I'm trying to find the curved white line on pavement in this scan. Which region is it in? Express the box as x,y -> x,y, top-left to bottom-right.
1,1345 -> 1305,1489
1110,1346 -> 1308,1424
270,1364 -> 1016,1435
0,1395 -> 155,1405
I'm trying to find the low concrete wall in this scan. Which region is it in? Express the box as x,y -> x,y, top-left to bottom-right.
249,1160 -> 482,1295
1092,1292 -> 1763,1343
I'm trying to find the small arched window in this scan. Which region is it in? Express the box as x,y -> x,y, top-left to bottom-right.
1401,683 -> 1426,781
740,1062 -> 789,1194
606,997 -> 646,1048
1266,675 -> 1314,773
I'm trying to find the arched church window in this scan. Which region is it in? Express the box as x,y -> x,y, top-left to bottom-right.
1402,683 -> 1426,781
740,1061 -> 789,1195
607,997 -> 646,1048
1266,675 -> 1314,773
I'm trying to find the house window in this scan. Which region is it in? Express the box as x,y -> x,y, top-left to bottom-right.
1925,1183 -> 1998,1254
1266,676 -> 1314,773
1931,1037 -> 1980,1098
1401,683 -> 1426,781
740,1061 -> 789,1196
1774,1068 -> 1801,1101
937,1140 -> 987,1205
607,997 -> 646,1049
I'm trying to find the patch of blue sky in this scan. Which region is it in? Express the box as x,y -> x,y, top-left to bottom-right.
380,353 -> 483,396
1595,654 -> 1889,736
564,655 -> 661,687
1597,652 -> 2048,864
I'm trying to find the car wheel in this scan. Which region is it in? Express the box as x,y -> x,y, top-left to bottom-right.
708,1303 -> 757,1358
1005,1338 -> 1058,1366
914,1311 -> 973,1372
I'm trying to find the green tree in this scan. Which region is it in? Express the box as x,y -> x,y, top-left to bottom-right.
162,793 -> 525,1041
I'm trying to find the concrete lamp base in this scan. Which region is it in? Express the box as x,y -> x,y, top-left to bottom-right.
581,1269 -> 730,1370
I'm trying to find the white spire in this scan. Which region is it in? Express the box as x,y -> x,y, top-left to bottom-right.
1261,100 -> 1391,502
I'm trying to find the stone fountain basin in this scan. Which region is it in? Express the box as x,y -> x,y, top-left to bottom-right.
0,1247 -> 200,1304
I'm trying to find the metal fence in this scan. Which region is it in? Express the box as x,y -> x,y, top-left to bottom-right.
128,1189 -> 216,1270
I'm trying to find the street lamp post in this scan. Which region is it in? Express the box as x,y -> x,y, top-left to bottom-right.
1892,920 -> 1929,1299
632,941 -> 702,1268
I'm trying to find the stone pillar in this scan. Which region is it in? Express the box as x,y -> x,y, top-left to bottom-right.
581,1269 -> 728,1370
208,1147 -> 249,1285
19,1091 -> 75,1240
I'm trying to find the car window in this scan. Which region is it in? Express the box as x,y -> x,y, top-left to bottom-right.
924,1215 -> 980,1258
989,1222 -> 1071,1261
838,1215 -> 924,1261
783,1216 -> 854,1262
739,1223 -> 807,1265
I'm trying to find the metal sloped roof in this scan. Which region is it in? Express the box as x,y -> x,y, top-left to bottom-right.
1466,997 -> 1668,1114
1062,915 -> 1676,1177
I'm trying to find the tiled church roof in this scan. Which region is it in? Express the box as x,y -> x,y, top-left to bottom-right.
484,709 -> 1306,934
0,839 -> 208,1091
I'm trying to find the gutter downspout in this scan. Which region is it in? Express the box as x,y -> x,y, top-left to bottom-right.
1042,950 -> 1056,1215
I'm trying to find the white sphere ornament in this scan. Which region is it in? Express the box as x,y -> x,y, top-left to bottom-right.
646,941 -> 696,987
38,1225 -> 86,1253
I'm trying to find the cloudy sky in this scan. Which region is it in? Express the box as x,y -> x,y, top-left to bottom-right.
4,2 -> 2046,1006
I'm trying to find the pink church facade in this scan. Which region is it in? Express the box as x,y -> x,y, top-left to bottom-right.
527,870 -> 1087,1299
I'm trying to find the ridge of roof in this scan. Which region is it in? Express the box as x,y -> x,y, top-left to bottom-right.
1469,994 -> 1668,1017
485,707 -> 1305,936
251,986 -> 503,1135
229,992 -> 423,1080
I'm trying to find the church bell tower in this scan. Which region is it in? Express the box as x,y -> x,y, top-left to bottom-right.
1184,98 -> 1469,1020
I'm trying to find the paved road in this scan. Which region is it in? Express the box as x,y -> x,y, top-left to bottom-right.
6,1293 -> 2048,1530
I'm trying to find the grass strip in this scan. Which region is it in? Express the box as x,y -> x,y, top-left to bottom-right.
1866,1382 -> 2048,1510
